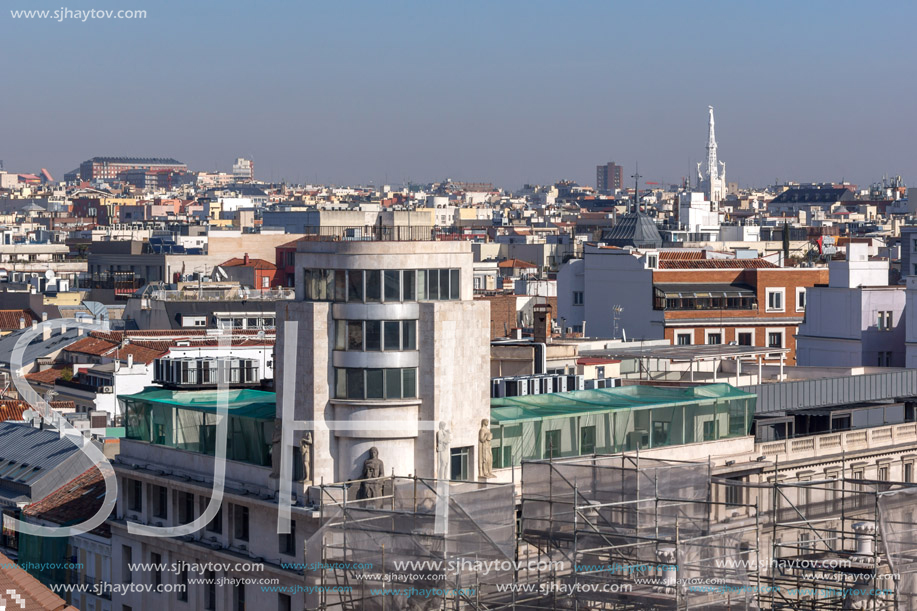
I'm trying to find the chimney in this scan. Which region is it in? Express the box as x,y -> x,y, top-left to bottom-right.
18,317 -> 24,330
41,312 -> 47,322
533,303 -> 552,344
42,324 -> 51,341
31,321 -> 37,333
127,354 -> 134,368
243,253 -> 250,265
60,323 -> 67,334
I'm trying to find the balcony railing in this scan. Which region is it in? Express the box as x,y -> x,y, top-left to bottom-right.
757,422 -> 917,460
301,225 -> 488,242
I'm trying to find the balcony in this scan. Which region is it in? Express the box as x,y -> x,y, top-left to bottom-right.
301,225 -> 487,242
757,421 -> 917,461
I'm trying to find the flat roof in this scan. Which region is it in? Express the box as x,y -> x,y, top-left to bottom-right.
491,383 -> 756,424
579,344 -> 789,362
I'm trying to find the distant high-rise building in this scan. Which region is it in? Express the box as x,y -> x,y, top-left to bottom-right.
696,106 -> 727,206
596,162 -> 623,194
78,156 -> 186,181
232,157 -> 254,182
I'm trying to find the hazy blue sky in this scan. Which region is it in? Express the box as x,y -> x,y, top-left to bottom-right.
2,0 -> 915,189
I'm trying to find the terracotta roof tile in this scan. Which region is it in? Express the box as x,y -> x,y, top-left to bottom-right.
658,259 -> 777,270
24,366 -> 70,385
23,467 -> 109,538
498,259 -> 538,268
0,310 -> 34,331
0,551 -> 77,610
220,257 -> 277,270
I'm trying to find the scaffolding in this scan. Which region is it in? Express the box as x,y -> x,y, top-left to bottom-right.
302,457 -> 917,610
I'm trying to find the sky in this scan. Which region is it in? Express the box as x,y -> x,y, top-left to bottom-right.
2,0 -> 916,190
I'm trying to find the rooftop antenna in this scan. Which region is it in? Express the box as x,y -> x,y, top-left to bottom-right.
631,164 -> 642,214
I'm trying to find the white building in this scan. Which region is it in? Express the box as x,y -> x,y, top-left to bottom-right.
231,157 -> 253,182
796,243 -> 905,367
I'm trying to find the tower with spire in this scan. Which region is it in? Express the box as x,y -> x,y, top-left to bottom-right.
696,105 -> 727,207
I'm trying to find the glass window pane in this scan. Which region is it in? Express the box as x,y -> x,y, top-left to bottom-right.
348,270 -> 363,302
402,320 -> 416,350
346,369 -> 364,399
366,369 -> 384,399
427,270 -> 439,300
439,270 -> 449,300
347,321 -> 363,351
417,270 -> 427,300
403,368 -> 417,398
365,270 -> 381,302
403,270 -> 416,301
384,321 -> 400,350
385,369 -> 402,398
384,270 -> 400,302
335,369 -> 346,398
365,321 -> 381,351
334,270 -> 347,302
325,270 -> 335,300
450,269 -> 460,300
334,320 -> 346,350
303,270 -> 313,300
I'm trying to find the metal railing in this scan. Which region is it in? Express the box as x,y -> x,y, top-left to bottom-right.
300,225 -> 488,242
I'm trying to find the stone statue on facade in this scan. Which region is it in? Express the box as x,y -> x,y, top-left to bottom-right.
358,447 -> 385,499
436,421 -> 452,481
300,432 -> 313,483
479,419 -> 494,479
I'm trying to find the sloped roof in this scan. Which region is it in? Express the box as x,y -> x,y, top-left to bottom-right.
220,257 -> 277,270
0,550 -> 78,610
0,310 -> 34,331
601,212 -> 662,248
497,259 -> 538,269
658,259 -> 777,269
23,467 -> 109,537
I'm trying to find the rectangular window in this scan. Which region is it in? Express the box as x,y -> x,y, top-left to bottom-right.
768,332 -> 783,348
416,270 -> 427,300
878,466 -> 889,481
440,270 -> 450,300
796,287 -> 806,312
234,583 -> 245,611
178,568 -> 189,602
402,368 -> 417,398
178,491 -> 194,525
366,369 -> 384,399
676,333 -> 691,345
346,369 -> 364,399
280,520 -> 296,556
427,270 -> 439,300
707,333 -> 722,345
153,485 -> 167,519
384,270 -> 400,301
544,430 -> 561,458
402,320 -> 416,350
234,505 -> 249,541
279,594 -> 292,611
122,546 -> 133,584
205,570 -> 216,609
573,291 -> 584,306
334,269 -> 347,301
703,420 -> 716,441
725,477 -> 743,506
365,320 -> 381,351
450,269 -> 460,299
151,552 -> 162,586
737,332 -> 753,346
205,500 -> 222,534
580,426 -> 596,455
365,270 -> 381,302
450,447 -> 470,480
385,368 -> 402,399
334,320 -> 347,350
127,479 -> 142,512
383,321 -> 401,350
767,289 -> 784,312
905,462 -> 913,483
347,270 -> 363,302
403,270 -> 416,301
346,321 -> 363,351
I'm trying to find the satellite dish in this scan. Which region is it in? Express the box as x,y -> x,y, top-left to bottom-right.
44,269 -> 55,280
21,409 -> 35,421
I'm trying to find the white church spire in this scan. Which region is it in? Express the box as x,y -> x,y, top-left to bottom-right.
698,105 -> 726,205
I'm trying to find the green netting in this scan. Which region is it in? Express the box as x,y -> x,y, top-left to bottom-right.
491,384 -> 755,467
118,387 -> 276,418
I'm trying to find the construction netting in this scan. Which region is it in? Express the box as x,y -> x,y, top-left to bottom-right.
304,477 -> 515,610
878,486 -> 917,608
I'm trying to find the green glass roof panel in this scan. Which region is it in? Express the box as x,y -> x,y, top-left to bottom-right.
118,387 -> 276,420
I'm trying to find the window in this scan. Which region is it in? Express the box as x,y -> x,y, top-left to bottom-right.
365,321 -> 381,351
737,332 -> 753,346
261,276 -> 270,288
178,491 -> 194,525
347,270 -> 363,302
234,583 -> 245,611
703,420 -> 716,441
653,421 -> 670,446
334,368 -> 418,400
766,289 -> 785,312
383,321 -> 401,350
365,270 -> 381,302
725,477 -> 743,506
573,291 -> 584,306
402,320 -> 416,350
280,520 -> 296,556
852,469 -> 864,492
178,568 -> 188,602
151,552 -> 162,586
768,332 -> 783,349
707,332 -> 722,345
337,320 -> 416,352
905,462 -> 913,483
205,570 -> 216,609
233,505 -> 249,542
544,430 -> 561,458
796,287 -> 806,312
646,254 -> 658,269
122,546 -> 133,584
153,485 -> 168,519
878,311 -> 893,331
205,499 -> 222,534
676,333 -> 692,346
878,351 -> 893,367
580,426 -> 596,454
384,270 -> 400,301
279,594 -> 292,611
450,447 -> 470,481
878,465 -> 889,481
402,270 -> 416,301
127,479 -> 142,512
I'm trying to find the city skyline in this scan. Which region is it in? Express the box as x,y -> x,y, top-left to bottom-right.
2,0 -> 915,189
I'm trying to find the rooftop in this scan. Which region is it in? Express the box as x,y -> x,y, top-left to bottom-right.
0,550 -> 77,610
579,344 -> 790,362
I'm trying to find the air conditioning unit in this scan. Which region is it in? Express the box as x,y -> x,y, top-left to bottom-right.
100,386 -> 113,393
